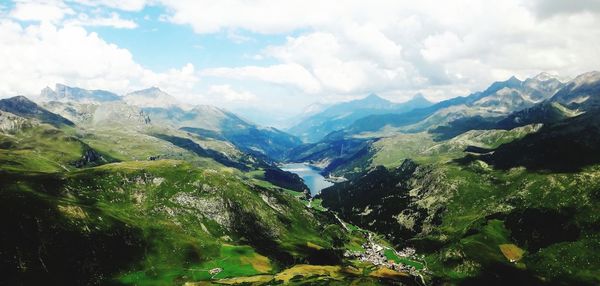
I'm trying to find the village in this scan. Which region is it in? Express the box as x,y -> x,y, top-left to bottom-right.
344,232 -> 424,277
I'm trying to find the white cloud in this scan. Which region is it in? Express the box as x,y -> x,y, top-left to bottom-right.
264,31 -> 411,94
528,0 -> 600,19
140,63 -> 199,96
69,0 -> 147,12
201,31 -> 410,96
8,1 -> 139,29
10,0 -> 74,22
421,32 -> 464,62
157,0 -> 600,102
202,64 -> 322,94
226,30 -> 252,44
158,0 -> 334,34
0,20 -> 197,98
65,12 -> 138,29
208,85 -> 256,102
3,0 -> 600,112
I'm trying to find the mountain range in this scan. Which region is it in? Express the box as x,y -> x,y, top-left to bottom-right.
37,84 -> 300,161
288,72 -> 572,176
2,71 -> 600,285
311,71 -> 600,285
346,72 -> 564,137
288,93 -> 432,142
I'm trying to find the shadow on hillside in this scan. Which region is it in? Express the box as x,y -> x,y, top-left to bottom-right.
454,111 -> 600,173
152,134 -> 251,171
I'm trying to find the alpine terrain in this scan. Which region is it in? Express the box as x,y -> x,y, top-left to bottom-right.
2,1 -> 600,285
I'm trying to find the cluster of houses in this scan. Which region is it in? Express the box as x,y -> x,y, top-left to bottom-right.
344,233 -> 421,274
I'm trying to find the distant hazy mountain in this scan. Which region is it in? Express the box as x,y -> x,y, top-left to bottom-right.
231,106 -> 297,129
123,87 -> 182,109
346,73 -> 564,137
288,93 -> 432,142
300,102 -> 331,117
285,73 -> 567,171
38,84 -> 120,103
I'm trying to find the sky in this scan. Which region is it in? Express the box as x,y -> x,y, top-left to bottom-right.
1,0 -> 600,126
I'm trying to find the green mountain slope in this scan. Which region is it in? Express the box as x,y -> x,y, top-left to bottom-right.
145,106 -> 301,161
0,160 -> 347,285
482,110 -> 600,172
314,72 -> 600,285
0,95 -> 423,285
4,71 -> 600,285
321,146 -> 600,285
284,74 -> 566,178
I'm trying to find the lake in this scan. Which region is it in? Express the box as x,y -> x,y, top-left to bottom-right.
281,163 -> 333,196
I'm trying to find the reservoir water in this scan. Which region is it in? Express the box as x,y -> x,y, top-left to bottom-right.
281,163 -> 333,196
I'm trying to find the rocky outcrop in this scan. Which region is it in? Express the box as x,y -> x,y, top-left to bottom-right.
0,110 -> 35,133
72,147 -> 107,168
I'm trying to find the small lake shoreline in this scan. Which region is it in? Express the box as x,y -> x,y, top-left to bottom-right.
280,162 -> 334,197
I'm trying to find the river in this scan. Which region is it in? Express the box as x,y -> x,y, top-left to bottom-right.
281,163 -> 333,196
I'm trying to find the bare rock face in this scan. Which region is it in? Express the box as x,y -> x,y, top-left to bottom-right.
72,148 -> 106,168
42,101 -> 95,124
39,84 -> 120,104
0,110 -> 35,133
43,100 -> 152,129
123,87 -> 180,108
551,71 -> 600,111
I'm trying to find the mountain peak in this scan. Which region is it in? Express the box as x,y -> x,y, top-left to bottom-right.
11,95 -> 33,102
0,95 -> 74,127
571,71 -> 600,86
409,93 -> 430,102
365,93 -> 382,99
140,86 -> 162,93
124,87 -> 180,108
41,86 -> 54,93
483,76 -> 523,96
507,75 -> 521,83
1,96 -> 38,111
127,87 -> 167,98
360,93 -> 389,104
532,72 -> 559,82
412,93 -> 425,99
